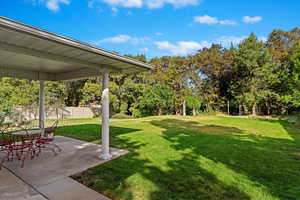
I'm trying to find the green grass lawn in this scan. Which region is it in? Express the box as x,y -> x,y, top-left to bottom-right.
55,115 -> 300,200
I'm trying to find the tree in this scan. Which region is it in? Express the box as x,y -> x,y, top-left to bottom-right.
0,102 -> 13,125
186,95 -> 202,115
282,43 -> 300,112
80,80 -> 101,106
191,44 -> 235,112
231,33 -> 277,115
64,79 -> 87,106
137,84 -> 173,116
266,28 -> 300,114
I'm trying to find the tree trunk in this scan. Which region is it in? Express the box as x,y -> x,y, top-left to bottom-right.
239,104 -> 242,116
281,107 -> 286,115
266,102 -> 270,115
227,100 -> 230,115
182,100 -> 186,116
252,103 -> 257,115
206,104 -> 211,112
158,107 -> 163,116
192,107 -> 196,116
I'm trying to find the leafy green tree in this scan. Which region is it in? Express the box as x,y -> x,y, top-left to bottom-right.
137,84 -> 173,116
281,43 -> 300,113
0,102 -> 13,125
80,80 -> 101,106
150,56 -> 190,115
65,79 -> 87,106
231,33 -> 277,115
192,44 -> 235,112
186,95 -> 202,115
45,81 -> 66,117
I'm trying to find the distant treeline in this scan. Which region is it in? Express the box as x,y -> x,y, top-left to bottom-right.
1,28 -> 300,117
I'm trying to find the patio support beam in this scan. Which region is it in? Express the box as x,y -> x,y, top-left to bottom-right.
100,71 -> 112,160
39,79 -> 45,131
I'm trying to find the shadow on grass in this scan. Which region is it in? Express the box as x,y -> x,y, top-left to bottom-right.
58,119 -> 300,200
56,124 -> 141,144
150,119 -> 300,200
73,145 -> 250,200
63,123 -> 251,200
144,154 -> 250,200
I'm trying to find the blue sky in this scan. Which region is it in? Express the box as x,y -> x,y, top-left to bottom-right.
1,0 -> 300,58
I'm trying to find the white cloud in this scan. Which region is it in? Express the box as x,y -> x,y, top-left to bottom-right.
243,16 -> 262,24
258,36 -> 267,42
215,36 -> 246,47
94,34 -> 150,45
101,0 -> 143,8
215,35 -> 267,47
88,0 -> 94,8
98,0 -> 200,9
219,19 -> 237,26
193,15 -> 237,26
32,0 -> 70,12
146,0 -> 199,9
154,40 -> 210,56
155,32 -> 164,36
111,6 -> 119,14
46,0 -> 69,12
155,35 -> 267,56
140,47 -> 149,52
194,15 -> 218,25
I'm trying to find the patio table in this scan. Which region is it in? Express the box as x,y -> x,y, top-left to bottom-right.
11,129 -> 43,136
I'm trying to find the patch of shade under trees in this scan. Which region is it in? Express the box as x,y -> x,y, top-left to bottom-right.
1,28 -> 300,117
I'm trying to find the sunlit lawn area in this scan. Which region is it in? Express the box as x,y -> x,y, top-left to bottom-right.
56,116 -> 300,200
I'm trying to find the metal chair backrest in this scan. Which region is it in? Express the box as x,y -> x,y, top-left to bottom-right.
18,127 -> 37,144
44,120 -> 59,135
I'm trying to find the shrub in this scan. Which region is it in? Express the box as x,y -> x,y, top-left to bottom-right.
0,103 -> 13,125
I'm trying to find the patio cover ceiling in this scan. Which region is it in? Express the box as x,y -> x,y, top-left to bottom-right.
0,17 -> 152,81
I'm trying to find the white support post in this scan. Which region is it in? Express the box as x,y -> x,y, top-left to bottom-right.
99,71 -> 112,160
39,80 -> 45,131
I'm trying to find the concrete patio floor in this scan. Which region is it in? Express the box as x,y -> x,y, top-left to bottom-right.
0,136 -> 128,200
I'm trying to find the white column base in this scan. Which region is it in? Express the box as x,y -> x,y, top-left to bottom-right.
99,152 -> 112,160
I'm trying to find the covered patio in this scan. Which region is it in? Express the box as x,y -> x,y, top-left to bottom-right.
0,16 -> 152,199
1,136 -> 128,200
0,16 -> 152,159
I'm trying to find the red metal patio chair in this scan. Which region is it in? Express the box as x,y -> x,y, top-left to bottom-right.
0,125 -> 36,169
8,127 -> 37,168
36,120 -> 62,156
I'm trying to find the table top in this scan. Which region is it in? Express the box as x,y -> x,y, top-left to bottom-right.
11,129 -> 43,136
